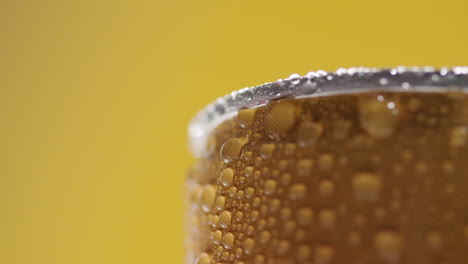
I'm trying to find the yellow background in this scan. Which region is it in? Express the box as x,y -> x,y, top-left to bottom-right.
2,0 -> 468,263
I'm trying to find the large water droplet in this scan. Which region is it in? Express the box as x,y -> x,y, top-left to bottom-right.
237,108 -> 258,128
359,94 -> 399,139
265,101 -> 298,135
220,137 -> 247,163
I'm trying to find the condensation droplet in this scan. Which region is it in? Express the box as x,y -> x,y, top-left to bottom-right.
449,126 -> 468,148
214,245 -> 224,257
237,108 -> 258,128
375,231 -> 403,263
254,254 -> 265,264
245,187 -> 255,199
289,183 -> 307,200
237,190 -> 245,200
267,216 -> 277,228
235,247 -> 243,258
212,230 -> 223,245
246,225 -> 254,236
221,251 -> 229,261
318,208 -> 336,228
249,133 -> 262,145
270,198 -> 281,212
315,245 -> 334,264
243,238 -> 255,254
241,151 -> 252,162
297,207 -> 314,226
251,210 -> 260,222
259,230 -> 271,245
222,232 -> 235,249
297,121 -> 323,148
220,137 -> 247,163
215,196 -> 226,211
280,173 -> 292,185
195,252 -> 211,264
264,179 -> 277,195
359,95 -> 399,138
297,159 -> 314,176
276,240 -> 291,255
277,160 -> 289,171
252,197 -> 261,208
226,187 -> 237,198
284,143 -> 297,156
260,143 -> 276,159
318,180 -> 335,196
265,101 -> 298,135
352,172 -> 382,202
209,215 -> 219,228
244,166 -> 254,177
234,211 -> 243,222
318,153 -> 334,171
219,211 -> 232,229
379,77 -> 389,85
220,168 -> 235,187
199,185 -> 217,213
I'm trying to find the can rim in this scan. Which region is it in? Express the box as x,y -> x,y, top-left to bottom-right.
188,66 -> 468,157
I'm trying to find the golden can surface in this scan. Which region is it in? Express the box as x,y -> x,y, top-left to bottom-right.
186,68 -> 468,264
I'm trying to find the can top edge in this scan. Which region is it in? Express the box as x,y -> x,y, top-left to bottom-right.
188,66 -> 468,157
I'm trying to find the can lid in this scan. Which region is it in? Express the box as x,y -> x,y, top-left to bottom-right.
188,66 -> 468,157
